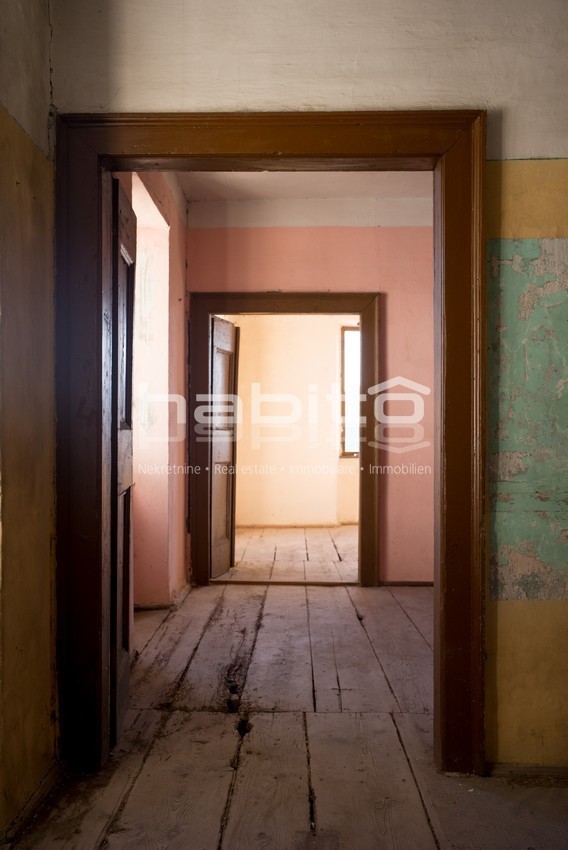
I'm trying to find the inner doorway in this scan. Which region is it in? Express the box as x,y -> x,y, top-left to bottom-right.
212,312 -> 362,585
189,293 -> 381,587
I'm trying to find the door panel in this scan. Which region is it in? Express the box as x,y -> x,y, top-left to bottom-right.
210,317 -> 238,578
110,180 -> 136,745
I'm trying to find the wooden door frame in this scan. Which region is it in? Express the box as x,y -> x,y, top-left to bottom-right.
56,110 -> 486,775
189,293 -> 381,587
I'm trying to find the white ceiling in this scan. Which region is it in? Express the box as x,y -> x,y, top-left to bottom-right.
176,171 -> 432,202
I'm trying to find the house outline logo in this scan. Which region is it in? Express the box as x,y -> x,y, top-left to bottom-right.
368,376 -> 431,454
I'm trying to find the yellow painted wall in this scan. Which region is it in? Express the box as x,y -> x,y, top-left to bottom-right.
485,158 -> 568,766
487,160 -> 568,239
486,600 -> 568,765
0,105 -> 57,831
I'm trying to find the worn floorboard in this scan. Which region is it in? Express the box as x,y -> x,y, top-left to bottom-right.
224,560 -> 274,582
389,586 -> 434,649
274,527 -> 308,561
395,712 -> 568,850
233,526 -> 253,561
14,585 -> 568,850
242,527 -> 277,562
348,586 -> 433,714
132,609 -> 169,657
221,713 -> 310,849
333,559 -> 358,583
307,587 -> 397,713
303,559 -> 343,583
327,525 -> 358,562
241,586 -> 314,712
103,711 -> 237,850
304,527 -> 338,562
216,526 -> 360,584
130,585 -> 225,710
308,713 -> 437,850
15,709 -> 163,850
174,584 -> 266,711
271,558 -> 306,581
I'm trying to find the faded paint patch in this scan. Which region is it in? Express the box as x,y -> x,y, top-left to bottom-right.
490,487 -> 568,600
490,451 -> 529,481
488,239 -> 568,600
519,278 -> 565,321
490,544 -> 568,601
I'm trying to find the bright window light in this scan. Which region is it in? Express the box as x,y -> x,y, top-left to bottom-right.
342,327 -> 361,455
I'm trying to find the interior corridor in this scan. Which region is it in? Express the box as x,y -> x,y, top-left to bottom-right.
14,584 -> 568,849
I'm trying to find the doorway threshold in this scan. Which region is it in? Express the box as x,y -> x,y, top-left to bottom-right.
212,526 -> 360,584
211,575 -> 359,586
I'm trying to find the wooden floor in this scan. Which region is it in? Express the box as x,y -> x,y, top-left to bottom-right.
214,525 -> 359,584
15,585 -> 568,849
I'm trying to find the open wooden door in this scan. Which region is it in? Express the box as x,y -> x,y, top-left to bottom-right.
210,316 -> 239,578
110,180 -> 136,744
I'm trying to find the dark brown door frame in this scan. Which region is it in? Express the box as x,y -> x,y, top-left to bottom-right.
189,294 -> 381,587
56,111 -> 486,775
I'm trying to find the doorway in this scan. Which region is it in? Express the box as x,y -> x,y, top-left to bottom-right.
55,110 -> 486,774
189,293 -> 381,586
208,312 -> 362,585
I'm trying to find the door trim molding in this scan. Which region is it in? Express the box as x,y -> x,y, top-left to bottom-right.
56,110 -> 486,774
189,293 -> 381,588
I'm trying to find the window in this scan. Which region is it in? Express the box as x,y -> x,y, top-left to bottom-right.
341,326 -> 361,456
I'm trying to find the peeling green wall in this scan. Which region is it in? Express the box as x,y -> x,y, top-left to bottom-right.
488,238 -> 568,600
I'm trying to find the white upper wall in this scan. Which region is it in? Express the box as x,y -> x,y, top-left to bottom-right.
0,0 -> 51,153
51,0 -> 568,160
182,171 -> 433,227
187,197 -> 433,228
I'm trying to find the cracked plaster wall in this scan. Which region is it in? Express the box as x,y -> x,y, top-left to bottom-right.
489,238 -> 568,601
485,166 -> 568,765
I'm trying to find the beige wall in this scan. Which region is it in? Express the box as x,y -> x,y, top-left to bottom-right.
0,105 -> 56,834
0,0 -> 51,153
51,0 -> 568,160
227,314 -> 359,527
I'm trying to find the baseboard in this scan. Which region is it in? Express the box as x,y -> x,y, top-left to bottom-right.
1,761 -> 63,844
381,581 -> 434,587
488,762 -> 568,785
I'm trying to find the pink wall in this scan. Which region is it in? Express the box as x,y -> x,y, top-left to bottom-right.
135,173 -> 189,602
187,226 -> 434,583
132,215 -> 170,605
